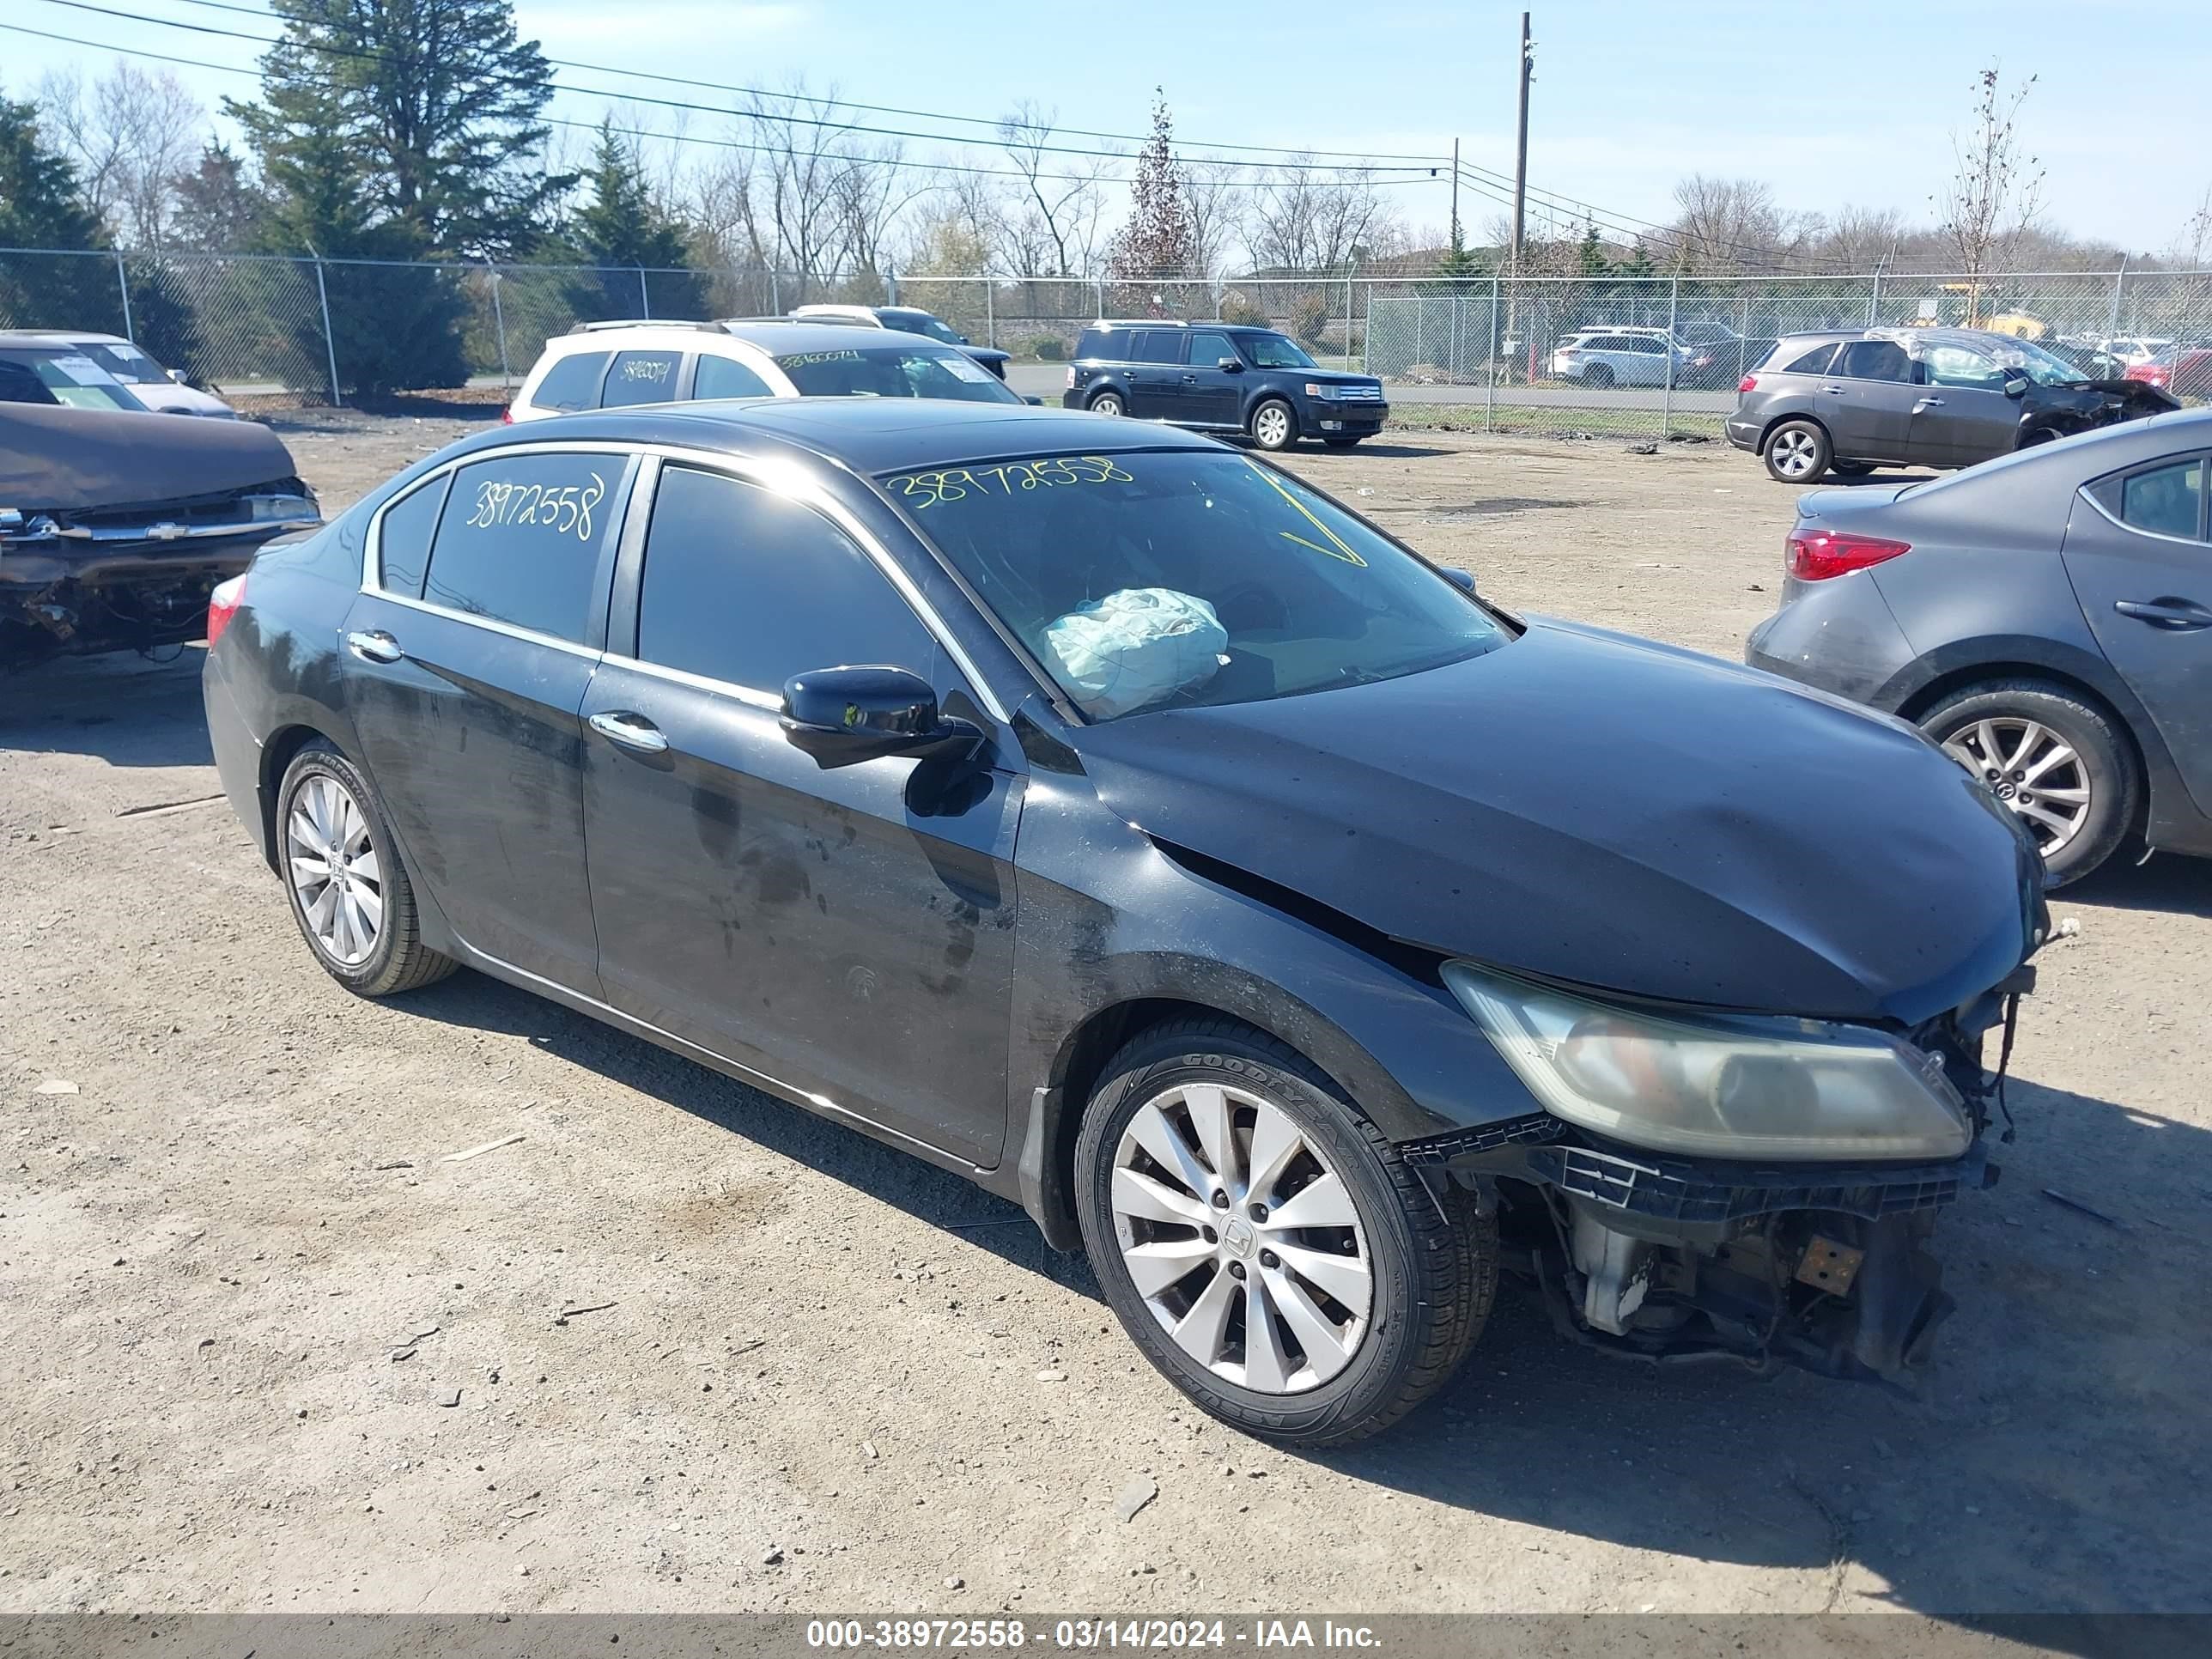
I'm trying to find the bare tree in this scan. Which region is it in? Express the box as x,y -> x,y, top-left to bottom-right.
1936,64 -> 2045,296
1814,204 -> 1910,270
2169,184 -> 2212,270
1249,158 -> 1396,271
1183,159 -> 1248,276
998,102 -> 1115,278
36,64 -> 204,246
1667,175 -> 1805,273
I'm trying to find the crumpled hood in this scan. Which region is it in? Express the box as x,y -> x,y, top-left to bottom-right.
0,403 -> 298,514
1073,617 -> 2040,1024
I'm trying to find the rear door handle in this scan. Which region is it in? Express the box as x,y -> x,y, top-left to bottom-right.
344,629 -> 403,664
2114,597 -> 2212,630
1820,385 -> 1846,394
587,709 -> 671,753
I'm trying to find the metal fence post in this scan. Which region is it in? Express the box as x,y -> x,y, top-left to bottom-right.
770,268 -> 781,313
311,251 -> 342,407
112,249 -> 136,342
983,276 -> 995,347
1486,274 -> 1499,429
1868,264 -> 1882,326
636,264 -> 650,319
1097,278 -> 1107,319
2110,258 -> 2127,336
487,260 -> 512,387
1662,275 -> 1679,436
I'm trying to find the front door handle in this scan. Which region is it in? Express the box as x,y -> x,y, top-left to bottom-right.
344,629 -> 403,664
2114,597 -> 2212,630
1820,384 -> 1846,394
1913,396 -> 1945,411
587,709 -> 671,753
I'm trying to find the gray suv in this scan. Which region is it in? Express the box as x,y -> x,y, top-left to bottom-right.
1728,328 -> 2179,483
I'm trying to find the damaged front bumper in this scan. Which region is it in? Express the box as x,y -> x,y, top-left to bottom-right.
1407,994 -> 2023,1389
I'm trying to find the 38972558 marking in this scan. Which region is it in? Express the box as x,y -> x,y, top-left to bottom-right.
462,471 -> 606,542
803,1618 -> 1231,1649
884,455 -> 1133,509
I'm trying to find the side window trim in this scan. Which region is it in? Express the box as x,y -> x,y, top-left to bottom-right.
604,444 -> 1012,725
2081,450 -> 2212,546
367,470 -> 453,597
359,441 -> 646,655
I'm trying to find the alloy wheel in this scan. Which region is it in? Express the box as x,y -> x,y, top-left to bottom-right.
286,774 -> 384,966
1108,1081 -> 1372,1395
1091,393 -> 1123,416
1771,428 -> 1819,477
1940,716 -> 2093,856
1253,404 -> 1291,448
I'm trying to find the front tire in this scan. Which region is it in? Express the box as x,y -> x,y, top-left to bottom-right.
1323,437 -> 1362,448
1075,1018 -> 1495,1446
1831,459 -> 1876,477
1918,681 -> 2138,886
1087,390 -> 1125,417
1248,398 -> 1297,452
1764,417 -> 1831,483
276,741 -> 456,996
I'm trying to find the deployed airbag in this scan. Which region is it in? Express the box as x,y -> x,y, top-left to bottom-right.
0,403 -> 300,513
1044,586 -> 1228,719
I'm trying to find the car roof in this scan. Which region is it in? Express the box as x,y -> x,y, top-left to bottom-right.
451,397 -> 1218,475
541,320 -> 908,356
0,330 -> 126,347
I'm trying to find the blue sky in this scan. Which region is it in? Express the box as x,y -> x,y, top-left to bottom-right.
7,0 -> 2209,254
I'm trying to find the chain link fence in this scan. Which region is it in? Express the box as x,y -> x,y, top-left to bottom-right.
4,247 -> 2208,438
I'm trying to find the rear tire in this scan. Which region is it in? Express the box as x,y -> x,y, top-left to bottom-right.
1917,680 -> 2138,887
276,741 -> 456,997
1074,1016 -> 1495,1446
1088,390 -> 1125,417
1248,398 -> 1297,452
1831,459 -> 1876,477
1581,362 -> 1614,389
1764,418 -> 1832,483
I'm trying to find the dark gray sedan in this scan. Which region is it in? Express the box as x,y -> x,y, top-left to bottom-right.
1728,328 -> 2179,483
1747,407 -> 2212,884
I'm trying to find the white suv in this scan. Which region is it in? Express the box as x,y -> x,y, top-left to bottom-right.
1547,329 -> 1691,388
506,319 -> 1023,422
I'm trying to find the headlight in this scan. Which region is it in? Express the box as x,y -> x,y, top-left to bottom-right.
243,492 -> 318,523
1440,961 -> 1971,1161
1304,382 -> 1337,398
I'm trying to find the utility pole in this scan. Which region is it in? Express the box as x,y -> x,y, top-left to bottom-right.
1510,11 -> 1532,277
1450,137 -> 1461,246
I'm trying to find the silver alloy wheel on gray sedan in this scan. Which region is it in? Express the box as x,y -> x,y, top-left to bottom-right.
1939,717 -> 2093,856
1249,400 -> 1295,451
286,773 -> 383,965
1109,1080 -> 1372,1394
1769,427 -> 1821,479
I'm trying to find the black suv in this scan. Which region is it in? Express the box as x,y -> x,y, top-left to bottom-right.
1062,321 -> 1389,450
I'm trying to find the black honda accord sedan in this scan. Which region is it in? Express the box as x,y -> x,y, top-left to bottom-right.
204,399 -> 2046,1443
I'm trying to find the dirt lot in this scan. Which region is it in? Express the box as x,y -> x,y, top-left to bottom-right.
3,410 -> 2209,1620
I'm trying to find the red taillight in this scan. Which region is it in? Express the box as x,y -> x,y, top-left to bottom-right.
1789,528 -> 1911,581
205,573 -> 246,647
500,404 -> 514,423
1738,374 -> 1759,393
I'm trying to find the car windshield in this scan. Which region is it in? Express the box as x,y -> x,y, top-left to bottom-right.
0,349 -> 142,411
883,312 -> 963,344
773,344 -> 1019,403
2007,340 -> 2095,386
76,340 -> 168,385
1243,332 -> 1315,369
881,449 -> 1509,720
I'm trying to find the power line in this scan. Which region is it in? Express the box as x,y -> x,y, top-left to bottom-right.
2,19 -> 1450,194
27,0 -> 1449,176
132,0 -> 1462,167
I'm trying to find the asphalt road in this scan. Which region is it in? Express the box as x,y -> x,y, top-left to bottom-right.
1002,362 -> 1735,412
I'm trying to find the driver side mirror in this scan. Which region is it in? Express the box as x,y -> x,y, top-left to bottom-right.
167,368 -> 189,384
1218,356 -> 1245,373
2002,371 -> 2030,398
1443,568 -> 1478,597
780,665 -> 982,769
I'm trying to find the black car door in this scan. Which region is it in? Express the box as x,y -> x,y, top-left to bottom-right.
1126,330 -> 1184,419
2063,453 -> 2212,816
1180,329 -> 1243,426
341,446 -> 633,993
578,458 -> 1023,1167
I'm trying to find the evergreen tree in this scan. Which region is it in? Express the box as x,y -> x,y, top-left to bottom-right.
568,118 -> 704,319
0,87 -> 118,328
227,0 -> 566,259
1433,231 -> 1486,283
169,143 -> 271,252
1577,225 -> 1613,278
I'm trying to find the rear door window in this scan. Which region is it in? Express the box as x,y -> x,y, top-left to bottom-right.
422,453 -> 623,642
531,350 -> 609,412
1076,327 -> 1130,362
1131,331 -> 1183,364
694,353 -> 774,399
601,349 -> 684,409
634,464 -> 939,693
1836,341 -> 1913,382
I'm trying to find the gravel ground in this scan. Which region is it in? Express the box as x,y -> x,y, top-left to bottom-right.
3,410 -> 2209,1620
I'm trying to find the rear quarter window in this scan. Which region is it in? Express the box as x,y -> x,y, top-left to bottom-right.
1774,343 -> 1839,374
1076,327 -> 1130,362
530,350 -> 609,412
